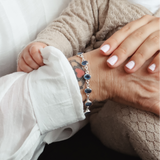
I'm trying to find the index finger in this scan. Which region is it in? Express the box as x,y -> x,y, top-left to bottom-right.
100,15 -> 155,55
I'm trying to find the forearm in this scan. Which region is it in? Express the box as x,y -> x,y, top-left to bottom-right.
68,49 -> 111,103
35,0 -> 99,58
68,48 -> 160,115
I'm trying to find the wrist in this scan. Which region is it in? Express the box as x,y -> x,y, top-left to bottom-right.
68,56 -> 86,102
68,49 -> 114,103
84,49 -> 113,102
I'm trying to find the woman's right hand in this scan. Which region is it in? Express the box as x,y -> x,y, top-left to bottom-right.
68,49 -> 159,115
100,15 -> 160,74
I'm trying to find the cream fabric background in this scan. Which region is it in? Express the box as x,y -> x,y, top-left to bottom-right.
0,0 -> 71,77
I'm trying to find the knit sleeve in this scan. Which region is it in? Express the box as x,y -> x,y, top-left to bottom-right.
35,0 -> 103,57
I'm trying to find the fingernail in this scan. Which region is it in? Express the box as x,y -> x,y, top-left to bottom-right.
126,61 -> 135,69
107,55 -> 118,66
100,44 -> 110,53
149,64 -> 156,71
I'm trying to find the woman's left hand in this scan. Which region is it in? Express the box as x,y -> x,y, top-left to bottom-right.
69,48 -> 160,115
100,15 -> 160,74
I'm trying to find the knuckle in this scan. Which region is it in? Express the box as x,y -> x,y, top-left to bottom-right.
110,38 -> 119,46
19,63 -> 25,71
34,65 -> 39,69
22,66 -> 31,73
120,24 -> 131,33
132,30 -> 144,39
32,62 -> 39,69
25,56 -> 32,64
152,36 -> 159,44
149,34 -> 160,45
20,64 -> 26,70
116,46 -> 127,56
38,60 -> 43,66
30,45 -> 38,56
136,50 -> 145,60
18,58 -> 30,72
34,56 -> 42,65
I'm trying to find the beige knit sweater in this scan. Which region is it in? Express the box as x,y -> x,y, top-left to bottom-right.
35,0 -> 159,57
35,0 -> 160,160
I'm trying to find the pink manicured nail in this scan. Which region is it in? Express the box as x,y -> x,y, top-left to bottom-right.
100,44 -> 110,53
107,55 -> 118,66
149,64 -> 156,71
126,61 -> 135,69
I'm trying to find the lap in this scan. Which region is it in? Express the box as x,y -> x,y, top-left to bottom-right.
89,100 -> 160,160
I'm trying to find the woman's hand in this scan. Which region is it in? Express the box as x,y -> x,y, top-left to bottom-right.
69,49 -> 159,115
100,15 -> 160,74
68,49 -> 113,104
17,42 -> 47,73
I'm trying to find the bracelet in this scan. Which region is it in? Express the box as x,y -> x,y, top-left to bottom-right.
77,52 -> 92,115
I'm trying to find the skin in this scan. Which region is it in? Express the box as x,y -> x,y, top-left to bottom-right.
17,42 -> 47,72
18,16 -> 160,74
100,15 -> 160,74
68,49 -> 159,116
17,43 -> 160,115
69,59 -> 85,90
68,50 -> 112,104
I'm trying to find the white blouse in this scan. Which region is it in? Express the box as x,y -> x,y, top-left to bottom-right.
0,47 -> 87,160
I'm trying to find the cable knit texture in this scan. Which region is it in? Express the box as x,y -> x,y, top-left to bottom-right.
35,0 -> 155,57
90,100 -> 160,160
34,0 -> 160,159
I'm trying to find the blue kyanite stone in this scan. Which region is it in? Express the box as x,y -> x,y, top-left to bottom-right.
85,101 -> 92,106
85,88 -> 92,94
84,74 -> 91,80
82,60 -> 88,66
77,52 -> 83,55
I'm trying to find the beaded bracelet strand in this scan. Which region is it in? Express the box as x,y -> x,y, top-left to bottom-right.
77,52 -> 92,115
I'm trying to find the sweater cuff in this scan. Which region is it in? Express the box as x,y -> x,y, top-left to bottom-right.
35,31 -> 73,58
